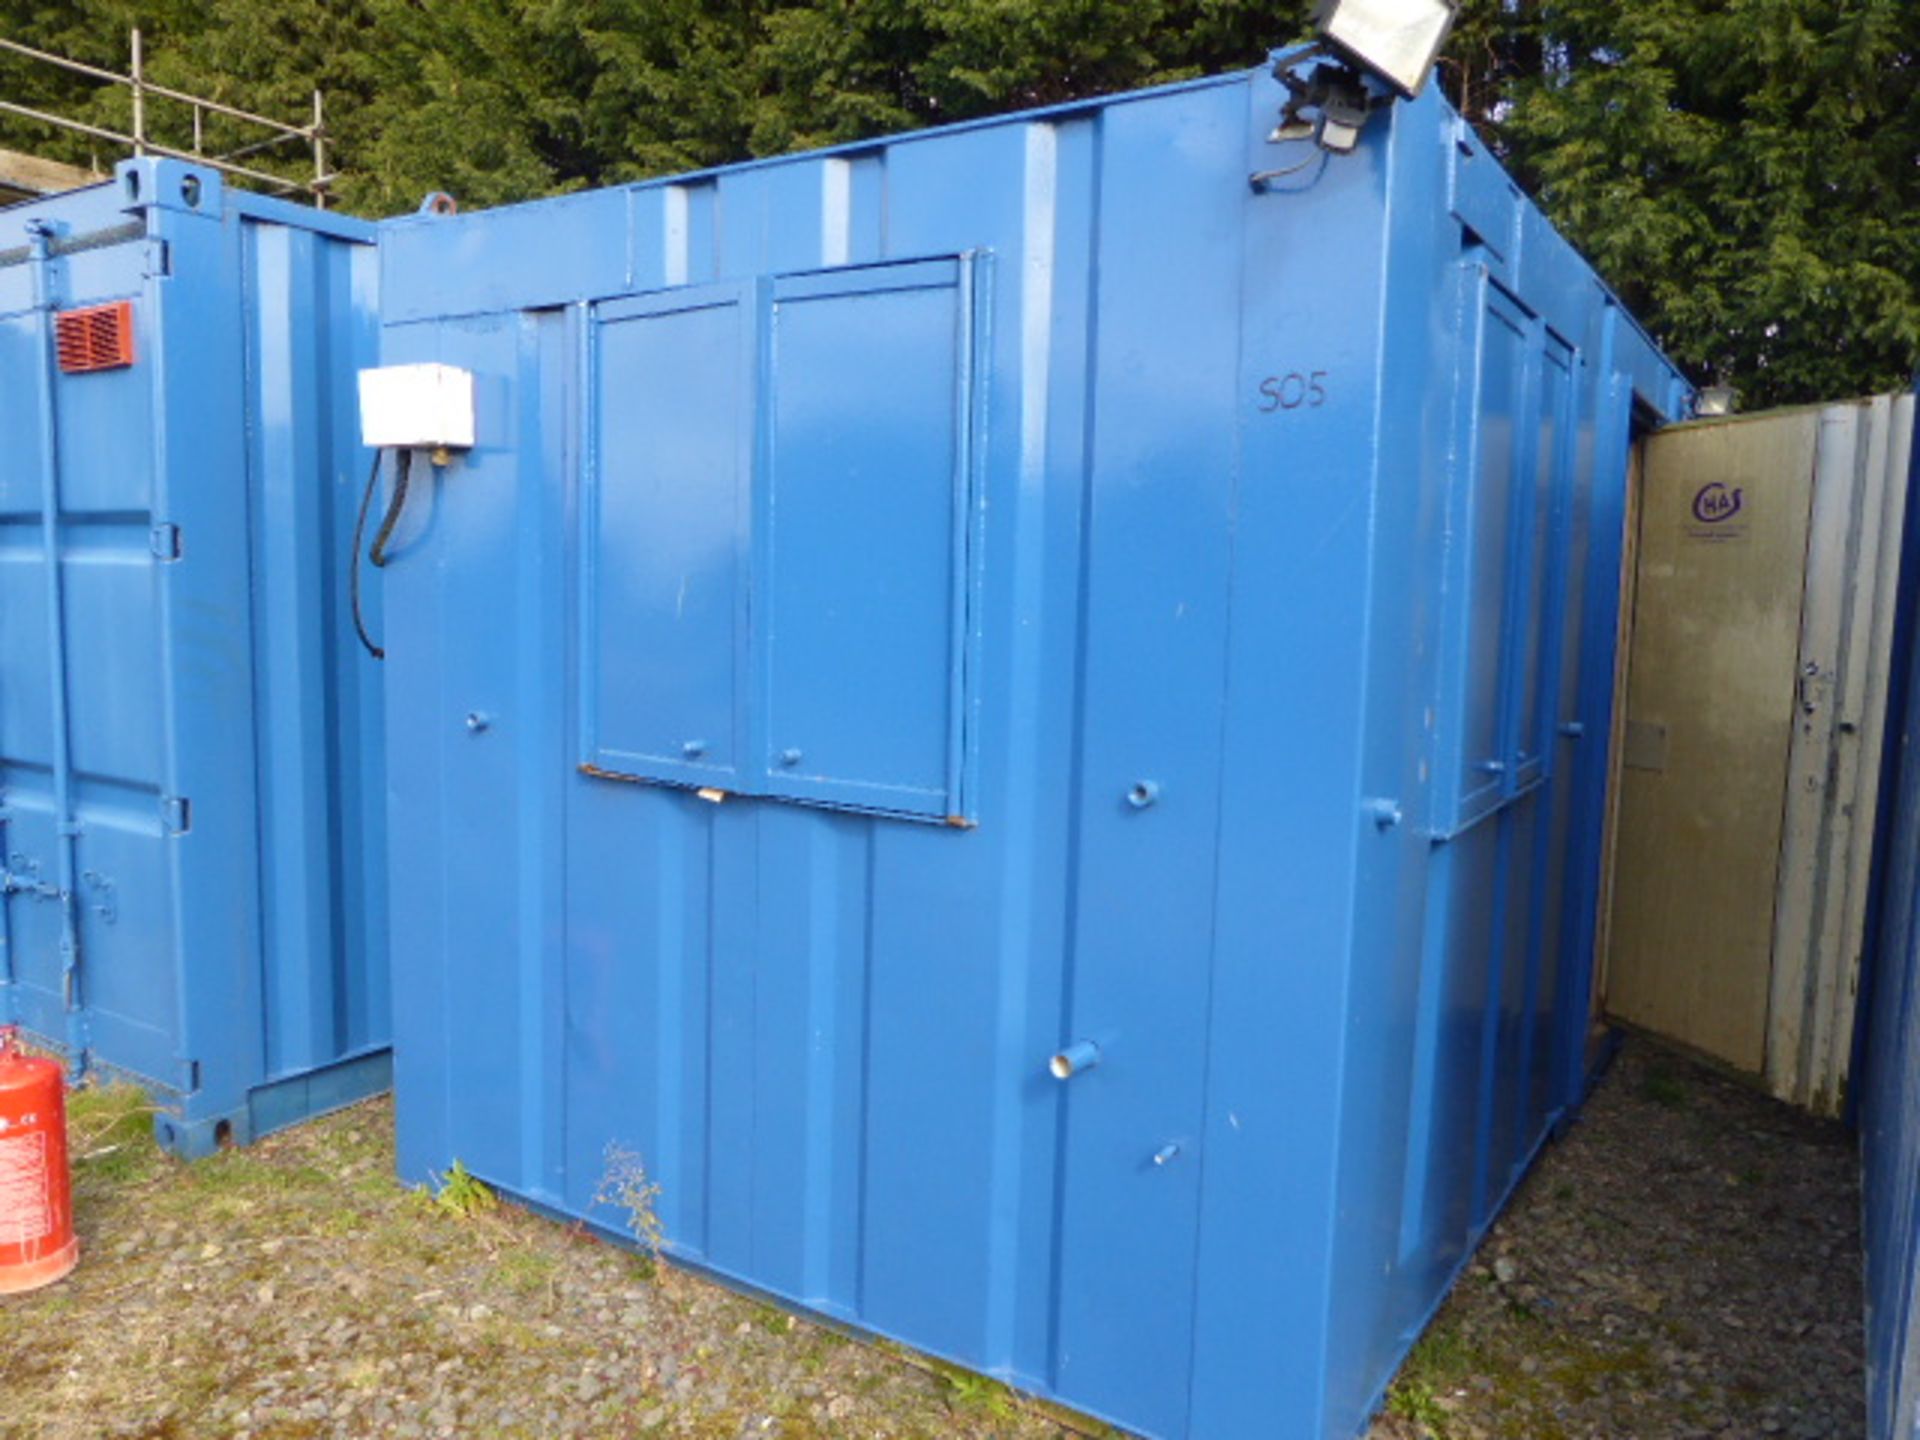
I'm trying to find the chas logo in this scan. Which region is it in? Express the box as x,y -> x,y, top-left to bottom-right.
1692,482 -> 1744,525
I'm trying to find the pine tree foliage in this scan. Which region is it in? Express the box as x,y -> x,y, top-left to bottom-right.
1498,0 -> 1920,405
1,1 -> 1915,402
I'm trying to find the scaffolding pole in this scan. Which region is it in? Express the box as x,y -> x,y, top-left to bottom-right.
0,30 -> 332,204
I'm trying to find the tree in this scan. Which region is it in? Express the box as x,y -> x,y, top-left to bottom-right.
0,1 -> 1915,403
1492,0 -> 1920,407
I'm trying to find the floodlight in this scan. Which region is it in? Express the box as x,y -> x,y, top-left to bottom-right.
1314,0 -> 1458,98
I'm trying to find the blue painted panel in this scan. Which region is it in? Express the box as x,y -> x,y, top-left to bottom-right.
563,793 -> 715,1252
376,54 -> 1686,1440
69,800 -> 178,1085
1447,281 -> 1528,825
0,317 -> 55,777
409,309 -> 535,1187
1484,795 -> 1541,1213
1,799 -> 73,1044
60,550 -> 163,788
0,158 -> 387,1154
1047,83 -> 1245,1437
1513,339 -> 1573,781
586,285 -> 754,787
1862,393 -> 1920,1440
1519,371 -> 1586,1143
1550,354 -> 1635,1124
1404,823 -> 1501,1267
1448,122 -> 1521,263
50,298 -> 152,516
379,185 -> 630,324
764,259 -> 976,817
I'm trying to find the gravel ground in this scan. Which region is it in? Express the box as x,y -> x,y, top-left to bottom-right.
1367,1036 -> 1864,1440
1,1034 -> 1863,1440
0,1090 -> 1075,1440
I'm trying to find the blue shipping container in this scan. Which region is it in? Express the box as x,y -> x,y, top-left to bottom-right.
375,55 -> 1687,1438
0,158 -> 389,1156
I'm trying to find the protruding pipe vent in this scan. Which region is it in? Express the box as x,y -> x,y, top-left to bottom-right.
1050,1040 -> 1101,1080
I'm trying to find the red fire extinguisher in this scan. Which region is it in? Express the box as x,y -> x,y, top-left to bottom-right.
0,1027 -> 78,1294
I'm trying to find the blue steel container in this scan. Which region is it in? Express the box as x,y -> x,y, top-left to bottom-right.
0,158 -> 389,1156
375,54 -> 1686,1438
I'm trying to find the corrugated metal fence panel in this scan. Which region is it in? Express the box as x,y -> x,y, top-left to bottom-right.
0,160 -> 387,1155
377,58 -> 1685,1439
1863,393 -> 1920,1440
1770,397 -> 1916,1114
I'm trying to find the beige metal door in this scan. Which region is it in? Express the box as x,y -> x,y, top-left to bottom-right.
1605,397 -> 1915,1098
1605,411 -> 1819,1072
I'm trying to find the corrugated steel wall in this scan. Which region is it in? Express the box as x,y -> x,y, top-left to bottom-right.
1861,392 -> 1920,1440
0,159 -> 388,1154
376,56 -> 1686,1439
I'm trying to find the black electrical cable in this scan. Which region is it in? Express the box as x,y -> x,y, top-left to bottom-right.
371,446 -> 414,569
349,447 -> 412,660
350,450 -> 385,659
1248,142 -> 1328,190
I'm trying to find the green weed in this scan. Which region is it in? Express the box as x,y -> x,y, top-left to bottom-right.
594,1143 -> 666,1260
943,1368 -> 1016,1418
430,1158 -> 498,1218
1387,1377 -> 1450,1433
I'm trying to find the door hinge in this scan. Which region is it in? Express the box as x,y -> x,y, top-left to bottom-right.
160,795 -> 191,834
150,523 -> 182,560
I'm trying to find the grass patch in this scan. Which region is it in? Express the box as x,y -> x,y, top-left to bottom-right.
1640,1067 -> 1688,1109
1386,1319 -> 1485,1436
490,1246 -> 561,1298
1548,1339 -> 1660,1402
1401,1319 -> 1479,1387
181,1153 -> 295,1196
751,1302 -> 795,1336
68,1082 -> 164,1187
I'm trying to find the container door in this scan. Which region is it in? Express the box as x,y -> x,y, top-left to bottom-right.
1604,410 -> 1818,1071
1606,398 -> 1912,1107
0,269 -> 184,1092
0,306 -> 68,1049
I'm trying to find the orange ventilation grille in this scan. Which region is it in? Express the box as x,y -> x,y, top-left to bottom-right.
54,301 -> 135,375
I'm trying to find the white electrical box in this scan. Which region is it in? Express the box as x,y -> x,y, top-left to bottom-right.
358,364 -> 476,450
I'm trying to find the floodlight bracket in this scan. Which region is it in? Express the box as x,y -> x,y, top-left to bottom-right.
1269,59 -> 1392,156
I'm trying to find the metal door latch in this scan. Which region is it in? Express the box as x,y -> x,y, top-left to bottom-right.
1797,661 -> 1826,715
